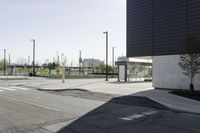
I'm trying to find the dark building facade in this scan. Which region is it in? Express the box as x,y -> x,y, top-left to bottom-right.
127,0 -> 200,57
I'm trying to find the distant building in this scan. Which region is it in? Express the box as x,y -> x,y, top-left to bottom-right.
82,58 -> 104,68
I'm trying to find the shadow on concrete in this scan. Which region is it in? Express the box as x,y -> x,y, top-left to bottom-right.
108,81 -> 151,84
56,95 -> 170,133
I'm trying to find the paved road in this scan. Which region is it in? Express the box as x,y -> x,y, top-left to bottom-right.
0,79 -> 200,133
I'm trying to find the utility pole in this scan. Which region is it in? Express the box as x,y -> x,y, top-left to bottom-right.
8,54 -> 10,66
28,56 -> 30,66
61,53 -> 65,83
103,31 -> 108,81
79,50 -> 82,74
71,60 -> 73,67
57,51 -> 60,65
31,39 -> 35,76
3,49 -> 6,75
112,47 -> 115,67
112,47 -> 115,77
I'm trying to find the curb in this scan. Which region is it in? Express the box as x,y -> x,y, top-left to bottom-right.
19,85 -> 40,90
37,88 -> 88,92
0,78 -> 29,80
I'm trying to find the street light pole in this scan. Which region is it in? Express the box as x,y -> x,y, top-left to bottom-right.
103,31 -> 108,81
61,53 -> 65,83
8,54 -> 10,66
112,47 -> 115,67
3,49 -> 6,75
31,39 -> 35,76
79,50 -> 82,74
28,56 -> 30,66
112,47 -> 115,77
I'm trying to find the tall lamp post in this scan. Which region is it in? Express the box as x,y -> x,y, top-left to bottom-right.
112,47 -> 115,77
31,39 -> 36,76
8,54 -> 10,66
112,47 -> 115,67
3,49 -> 6,75
28,56 -> 30,66
79,50 -> 82,74
103,31 -> 108,81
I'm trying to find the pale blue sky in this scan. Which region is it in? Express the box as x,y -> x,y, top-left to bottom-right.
0,0 -> 126,65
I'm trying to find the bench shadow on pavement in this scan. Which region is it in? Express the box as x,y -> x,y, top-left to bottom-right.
57,95 -> 169,133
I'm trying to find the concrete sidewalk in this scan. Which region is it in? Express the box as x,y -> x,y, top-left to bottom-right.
11,78 -> 200,114
20,78 -> 153,95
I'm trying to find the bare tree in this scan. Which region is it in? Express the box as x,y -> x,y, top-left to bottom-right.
178,37 -> 200,92
16,57 -> 27,65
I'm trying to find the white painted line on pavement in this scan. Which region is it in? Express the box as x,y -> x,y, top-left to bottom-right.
143,111 -> 157,115
0,94 -> 61,112
0,87 -> 16,91
119,111 -> 157,121
9,86 -> 30,90
121,114 -> 144,121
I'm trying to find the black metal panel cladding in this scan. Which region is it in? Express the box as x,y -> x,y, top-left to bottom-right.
127,0 -> 154,57
188,0 -> 200,39
127,0 -> 200,57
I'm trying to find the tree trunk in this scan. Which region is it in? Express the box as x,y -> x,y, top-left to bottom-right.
190,76 -> 194,93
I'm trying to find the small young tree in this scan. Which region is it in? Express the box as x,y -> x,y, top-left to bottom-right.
0,60 -> 5,71
178,37 -> 200,93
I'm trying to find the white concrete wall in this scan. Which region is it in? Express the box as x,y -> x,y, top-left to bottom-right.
153,55 -> 200,90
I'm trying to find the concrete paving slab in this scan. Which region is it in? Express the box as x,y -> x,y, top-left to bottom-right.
18,78 -> 152,95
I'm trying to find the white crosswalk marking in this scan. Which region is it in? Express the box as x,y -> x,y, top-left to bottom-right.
0,86 -> 30,92
0,87 -> 16,91
9,86 -> 30,90
119,111 -> 157,121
